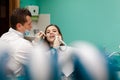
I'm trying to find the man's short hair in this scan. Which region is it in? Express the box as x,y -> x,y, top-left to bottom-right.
10,8 -> 32,30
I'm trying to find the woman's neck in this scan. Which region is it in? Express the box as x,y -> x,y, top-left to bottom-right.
50,42 -> 53,47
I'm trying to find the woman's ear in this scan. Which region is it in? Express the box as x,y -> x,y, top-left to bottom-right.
59,34 -> 62,40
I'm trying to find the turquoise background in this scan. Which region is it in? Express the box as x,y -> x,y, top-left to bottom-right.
20,0 -> 120,53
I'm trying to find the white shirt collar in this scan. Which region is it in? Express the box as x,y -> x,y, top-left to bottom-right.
9,27 -> 24,38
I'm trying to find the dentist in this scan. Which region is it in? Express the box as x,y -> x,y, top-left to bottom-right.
0,8 -> 43,80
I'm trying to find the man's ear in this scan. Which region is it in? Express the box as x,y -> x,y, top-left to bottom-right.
16,23 -> 22,31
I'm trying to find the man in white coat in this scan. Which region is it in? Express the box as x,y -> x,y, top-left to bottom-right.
0,8 -> 43,80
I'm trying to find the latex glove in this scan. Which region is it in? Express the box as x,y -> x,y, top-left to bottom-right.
34,31 -> 45,42
53,35 -> 62,48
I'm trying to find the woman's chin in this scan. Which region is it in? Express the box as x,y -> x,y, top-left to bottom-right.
48,39 -> 54,43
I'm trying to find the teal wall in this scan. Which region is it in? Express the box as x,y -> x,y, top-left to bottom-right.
20,0 -> 39,8
20,0 -> 120,52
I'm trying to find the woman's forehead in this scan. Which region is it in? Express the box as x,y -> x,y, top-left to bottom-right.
47,26 -> 57,30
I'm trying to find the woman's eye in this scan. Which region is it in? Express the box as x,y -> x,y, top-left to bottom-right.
53,31 -> 56,32
46,31 -> 50,33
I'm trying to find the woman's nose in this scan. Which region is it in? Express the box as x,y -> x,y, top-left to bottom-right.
50,33 -> 55,36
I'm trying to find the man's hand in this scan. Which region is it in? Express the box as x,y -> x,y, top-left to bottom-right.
34,31 -> 45,42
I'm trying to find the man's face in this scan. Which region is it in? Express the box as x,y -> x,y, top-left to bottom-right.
20,15 -> 32,33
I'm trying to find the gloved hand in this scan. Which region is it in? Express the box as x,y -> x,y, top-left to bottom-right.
34,31 -> 45,43
53,35 -> 62,48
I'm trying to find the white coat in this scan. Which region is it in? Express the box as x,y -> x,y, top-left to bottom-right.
0,28 -> 33,76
